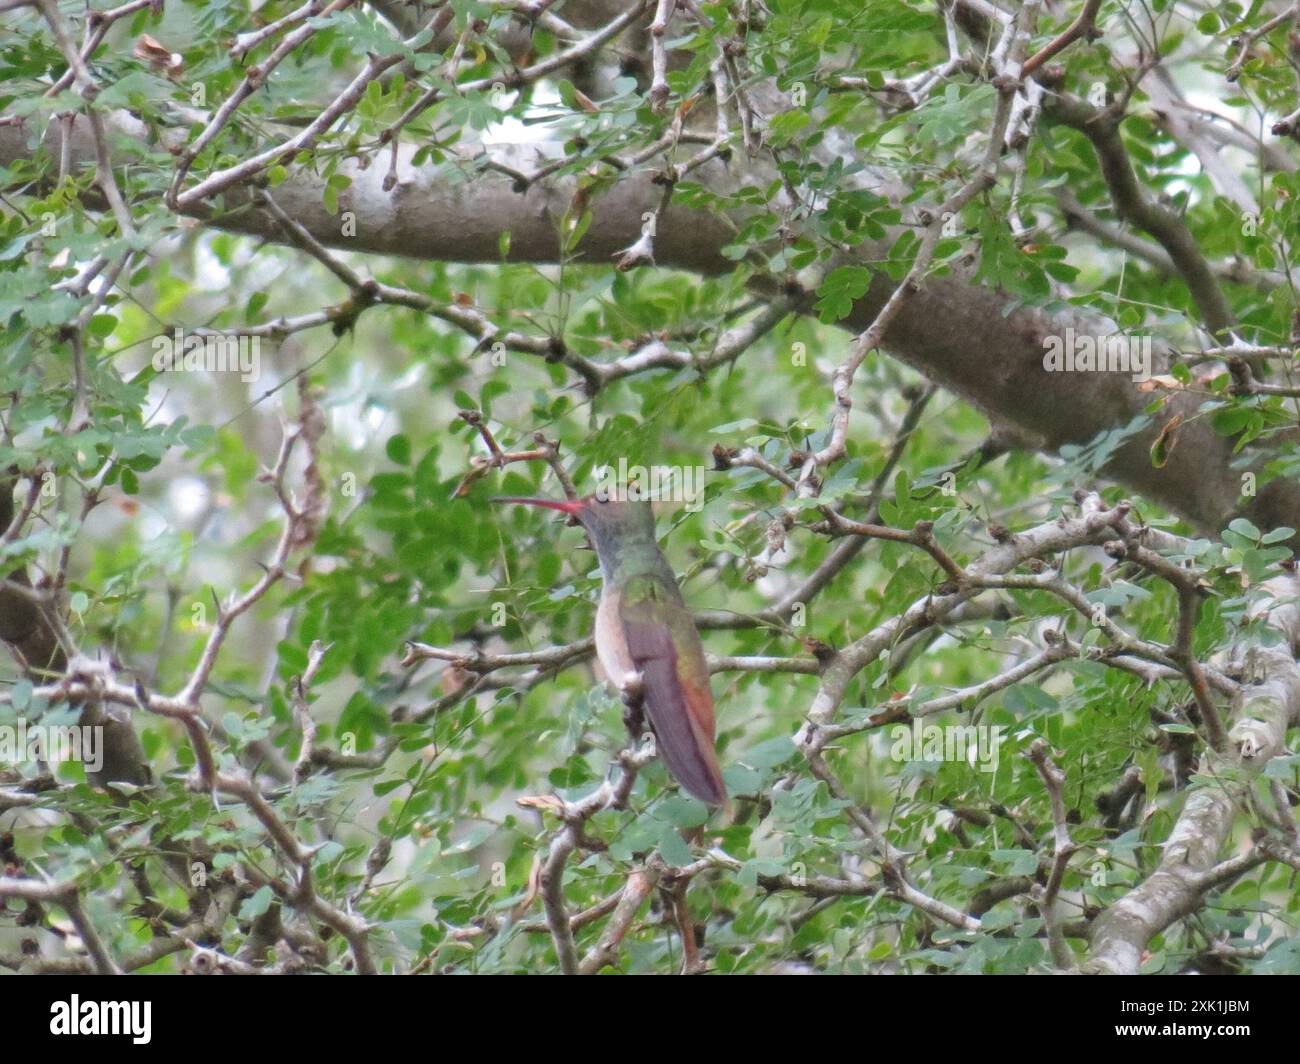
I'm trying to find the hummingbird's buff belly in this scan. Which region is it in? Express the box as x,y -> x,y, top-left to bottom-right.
595,589 -> 638,687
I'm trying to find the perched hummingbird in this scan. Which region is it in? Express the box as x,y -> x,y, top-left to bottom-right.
493,494 -> 727,806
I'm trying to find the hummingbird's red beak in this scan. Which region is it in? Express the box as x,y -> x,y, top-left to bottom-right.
490,496 -> 585,515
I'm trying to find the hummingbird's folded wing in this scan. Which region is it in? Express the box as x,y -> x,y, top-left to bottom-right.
616,574 -> 727,806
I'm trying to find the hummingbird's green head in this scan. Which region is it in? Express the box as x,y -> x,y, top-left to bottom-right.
490,494 -> 657,568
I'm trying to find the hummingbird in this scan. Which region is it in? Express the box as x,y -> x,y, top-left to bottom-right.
493,494 -> 727,806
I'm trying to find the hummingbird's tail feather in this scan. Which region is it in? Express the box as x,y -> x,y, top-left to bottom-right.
637,655 -> 728,806
617,598 -> 727,807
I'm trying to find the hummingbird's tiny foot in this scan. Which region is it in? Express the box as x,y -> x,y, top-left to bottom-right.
621,700 -> 645,740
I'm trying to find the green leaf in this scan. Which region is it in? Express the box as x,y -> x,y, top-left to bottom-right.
239,885 -> 274,920
658,824 -> 693,867
1227,517 -> 1261,542
814,265 -> 872,323
386,434 -> 412,464
88,314 -> 118,338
